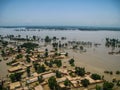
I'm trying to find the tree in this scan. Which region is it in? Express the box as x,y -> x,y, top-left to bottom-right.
96,85 -> 102,90
103,81 -> 114,90
54,60 -> 62,67
64,79 -> 71,87
26,67 -> 30,77
69,58 -> 75,66
75,67 -> 85,76
80,46 -> 84,51
38,75 -> 43,83
21,42 -> 38,50
56,70 -> 62,78
1,50 -> 5,57
37,64 -> 46,73
116,80 -> 120,86
44,51 -> 48,57
65,52 -> 68,56
81,79 -> 89,87
45,36 -> 51,42
16,54 -> 23,59
33,63 -> 39,71
26,55 -> 31,63
9,73 -> 22,82
91,74 -> 101,80
48,76 -> 57,90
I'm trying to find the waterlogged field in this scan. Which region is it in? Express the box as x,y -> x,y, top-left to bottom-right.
0,28 -> 120,89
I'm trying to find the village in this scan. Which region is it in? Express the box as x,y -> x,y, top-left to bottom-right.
0,35 -> 120,90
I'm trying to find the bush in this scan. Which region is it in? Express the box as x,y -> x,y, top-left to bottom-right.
64,79 -> 71,86
116,71 -> 120,75
81,79 -> 89,87
9,72 -> 22,82
21,42 -> 38,50
56,70 -> 62,78
116,80 -> 120,86
48,76 -> 57,90
75,67 -> 85,76
91,74 -> 101,80
69,58 -> 75,66
16,54 -> 23,59
103,81 -> 114,90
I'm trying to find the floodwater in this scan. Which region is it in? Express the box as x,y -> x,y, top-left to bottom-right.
0,28 -> 120,81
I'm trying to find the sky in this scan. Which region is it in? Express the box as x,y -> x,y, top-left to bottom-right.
0,0 -> 120,27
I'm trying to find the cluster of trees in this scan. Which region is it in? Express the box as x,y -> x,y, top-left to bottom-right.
91,73 -> 101,80
52,42 -> 68,48
75,67 -> 85,76
103,81 -> 114,90
96,80 -> 120,90
104,70 -> 113,75
45,60 -> 62,68
21,42 -> 38,50
68,41 -> 92,47
69,58 -> 75,66
9,72 -> 22,82
105,38 -> 120,48
33,63 -> 46,73
48,76 -> 59,90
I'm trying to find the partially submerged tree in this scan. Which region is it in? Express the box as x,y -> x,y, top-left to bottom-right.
48,76 -> 57,90
81,79 -> 89,87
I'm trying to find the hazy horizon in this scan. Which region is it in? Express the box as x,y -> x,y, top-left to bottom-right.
0,0 -> 120,27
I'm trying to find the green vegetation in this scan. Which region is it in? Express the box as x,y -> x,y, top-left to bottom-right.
91,74 -> 101,80
16,54 -> 23,59
9,72 -> 22,82
96,85 -> 102,90
116,71 -> 120,75
75,67 -> 85,76
69,58 -> 75,66
26,67 -> 30,77
45,36 -> 51,42
38,75 -> 44,83
56,70 -> 62,78
54,60 -> 62,67
80,46 -> 84,51
103,81 -> 114,90
26,55 -> 31,63
21,42 -> 38,50
37,64 -> 46,73
81,79 -> 89,87
48,76 -> 57,90
6,60 -> 17,65
64,79 -> 71,87
33,63 -> 46,73
1,50 -> 5,57
116,80 -> 120,86
2,41 -> 8,47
